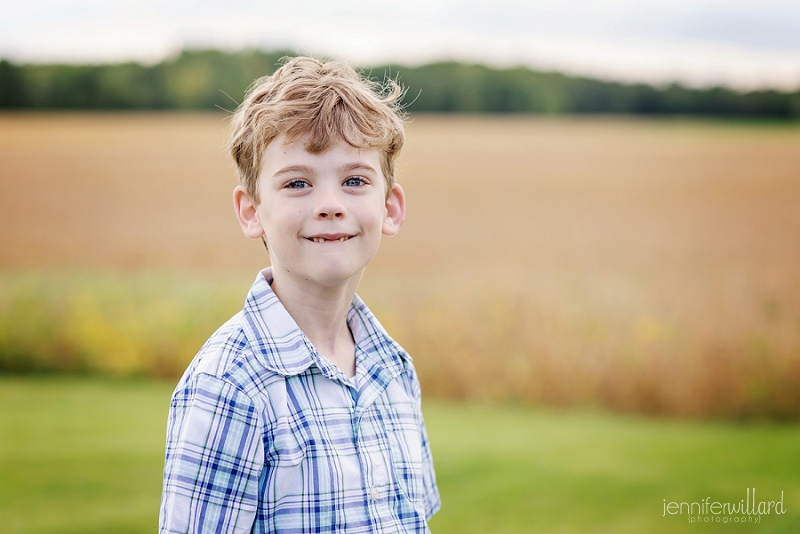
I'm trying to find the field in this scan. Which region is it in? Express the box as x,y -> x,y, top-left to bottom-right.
1,113 -> 799,417
2,376 -> 799,534
1,114 -> 799,532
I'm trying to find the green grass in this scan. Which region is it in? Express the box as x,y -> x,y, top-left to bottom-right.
0,377 -> 171,534
425,403 -> 800,533
1,377 -> 798,533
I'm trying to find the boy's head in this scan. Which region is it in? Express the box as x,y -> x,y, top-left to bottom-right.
229,56 -> 406,204
229,56 -> 408,288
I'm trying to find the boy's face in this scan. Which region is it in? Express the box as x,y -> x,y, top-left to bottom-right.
234,133 -> 405,289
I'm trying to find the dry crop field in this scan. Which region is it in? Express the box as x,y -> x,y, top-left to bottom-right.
1,113 -> 799,418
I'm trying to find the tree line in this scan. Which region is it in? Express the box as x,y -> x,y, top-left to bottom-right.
1,49 -> 798,118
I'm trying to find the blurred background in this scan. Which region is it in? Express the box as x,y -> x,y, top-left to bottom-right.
1,1 -> 799,533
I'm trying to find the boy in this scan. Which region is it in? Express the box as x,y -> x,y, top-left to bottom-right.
159,57 -> 440,533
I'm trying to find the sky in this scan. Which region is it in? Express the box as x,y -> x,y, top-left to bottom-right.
2,0 -> 799,91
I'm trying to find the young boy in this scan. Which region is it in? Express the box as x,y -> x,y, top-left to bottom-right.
159,57 -> 440,533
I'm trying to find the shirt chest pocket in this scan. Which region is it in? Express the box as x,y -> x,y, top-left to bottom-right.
382,402 -> 424,504
267,428 -> 308,503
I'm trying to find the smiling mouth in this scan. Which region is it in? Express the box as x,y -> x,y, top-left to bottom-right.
306,236 -> 354,243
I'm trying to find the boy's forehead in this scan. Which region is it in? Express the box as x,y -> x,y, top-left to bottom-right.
272,131 -> 370,155
264,133 -> 380,168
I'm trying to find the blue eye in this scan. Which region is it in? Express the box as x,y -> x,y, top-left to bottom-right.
344,176 -> 365,187
286,180 -> 308,189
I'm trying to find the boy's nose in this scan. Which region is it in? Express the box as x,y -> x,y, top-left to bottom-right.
313,190 -> 346,219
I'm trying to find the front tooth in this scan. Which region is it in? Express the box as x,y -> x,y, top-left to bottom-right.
339,236 -> 346,241
315,237 -> 323,243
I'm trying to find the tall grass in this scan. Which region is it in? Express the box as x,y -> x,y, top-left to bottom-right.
2,269 -> 799,419
0,271 -> 242,378
360,270 -> 800,419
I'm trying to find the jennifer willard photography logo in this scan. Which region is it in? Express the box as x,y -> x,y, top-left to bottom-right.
663,488 -> 786,524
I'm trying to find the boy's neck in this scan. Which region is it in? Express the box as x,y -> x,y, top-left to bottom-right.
268,266 -> 360,378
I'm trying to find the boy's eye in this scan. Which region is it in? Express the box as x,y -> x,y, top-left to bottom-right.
286,180 -> 308,189
344,176 -> 366,187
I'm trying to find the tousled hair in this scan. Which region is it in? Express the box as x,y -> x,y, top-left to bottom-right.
228,56 -> 406,203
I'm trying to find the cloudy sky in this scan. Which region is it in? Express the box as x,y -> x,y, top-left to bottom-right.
2,0 -> 799,90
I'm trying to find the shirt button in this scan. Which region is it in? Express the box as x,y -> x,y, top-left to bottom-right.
371,487 -> 380,499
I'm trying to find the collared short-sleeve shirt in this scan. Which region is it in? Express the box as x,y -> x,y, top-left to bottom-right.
159,268 -> 440,533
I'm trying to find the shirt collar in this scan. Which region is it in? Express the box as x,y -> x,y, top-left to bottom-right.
240,267 -> 411,380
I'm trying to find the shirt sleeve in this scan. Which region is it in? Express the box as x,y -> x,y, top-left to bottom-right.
404,361 -> 441,521
159,373 -> 264,534
419,409 -> 441,521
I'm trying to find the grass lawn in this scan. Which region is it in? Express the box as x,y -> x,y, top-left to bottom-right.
1,376 -> 798,533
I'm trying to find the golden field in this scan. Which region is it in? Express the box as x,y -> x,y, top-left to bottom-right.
1,113 -> 799,418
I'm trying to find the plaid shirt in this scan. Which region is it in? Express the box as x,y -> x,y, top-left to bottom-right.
159,267 -> 440,533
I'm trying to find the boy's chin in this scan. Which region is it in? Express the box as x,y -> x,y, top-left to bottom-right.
294,264 -> 366,289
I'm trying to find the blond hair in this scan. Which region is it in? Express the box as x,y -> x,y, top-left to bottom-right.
229,56 -> 406,202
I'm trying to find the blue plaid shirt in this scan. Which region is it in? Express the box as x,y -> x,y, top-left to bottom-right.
159,267 -> 440,533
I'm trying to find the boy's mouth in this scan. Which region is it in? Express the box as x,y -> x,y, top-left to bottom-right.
305,235 -> 354,243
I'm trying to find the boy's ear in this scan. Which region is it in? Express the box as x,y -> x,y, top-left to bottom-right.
382,183 -> 406,236
233,185 -> 265,239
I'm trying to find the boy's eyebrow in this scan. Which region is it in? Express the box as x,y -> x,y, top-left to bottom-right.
339,162 -> 378,175
272,164 -> 315,179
